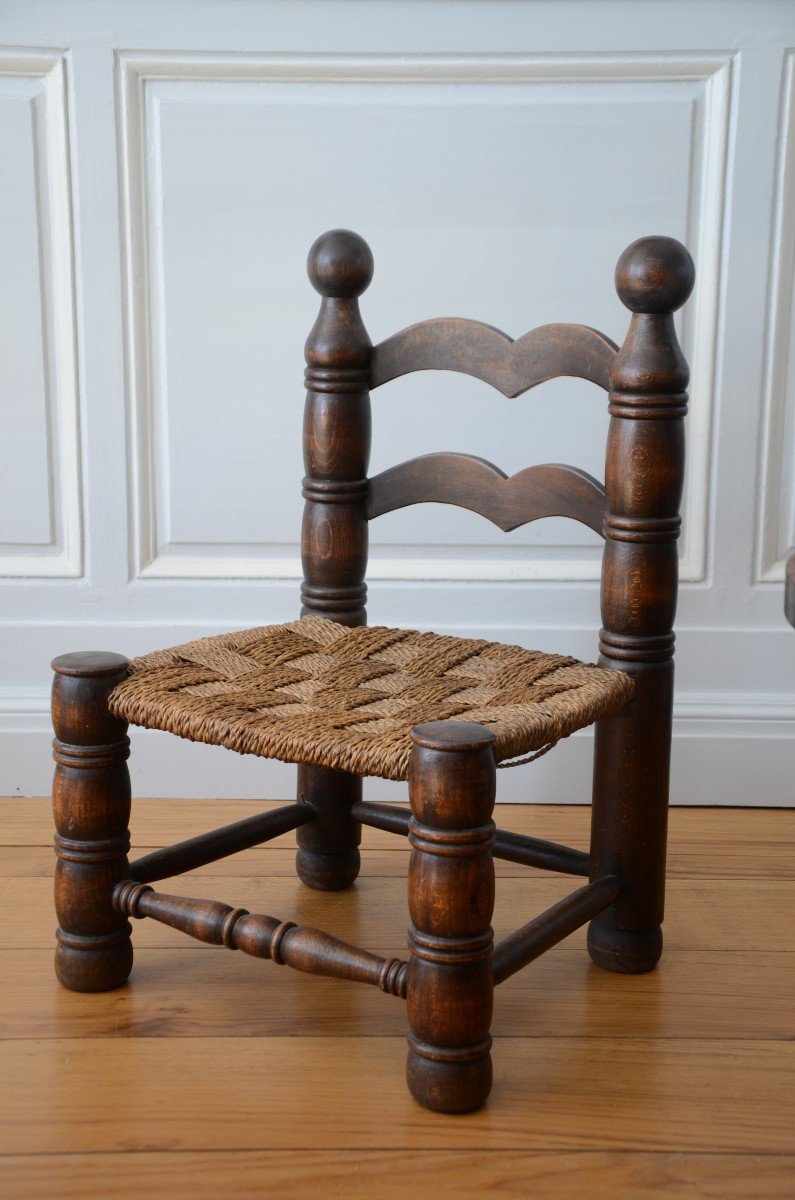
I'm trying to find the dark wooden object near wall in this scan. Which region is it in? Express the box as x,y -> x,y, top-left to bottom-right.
295,232 -> 373,891
113,880 -> 409,996
786,553 -> 795,628
52,652 -> 133,992
52,228 -> 694,1115
351,799 -> 590,875
370,318 -> 617,394
588,242 -> 693,974
368,455 -> 606,534
406,722 -> 497,1112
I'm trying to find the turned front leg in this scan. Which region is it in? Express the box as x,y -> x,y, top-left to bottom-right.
52,652 -> 133,992
406,721 -> 496,1114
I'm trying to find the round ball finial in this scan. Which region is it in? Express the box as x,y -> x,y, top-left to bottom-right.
615,236 -> 695,314
307,229 -> 374,298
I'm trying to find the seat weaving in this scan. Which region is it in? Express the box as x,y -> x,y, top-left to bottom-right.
108,616 -> 634,782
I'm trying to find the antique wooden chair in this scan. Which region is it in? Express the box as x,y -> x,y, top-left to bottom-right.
51,230 -> 694,1113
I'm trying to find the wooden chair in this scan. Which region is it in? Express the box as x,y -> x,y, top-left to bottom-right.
51,230 -> 694,1113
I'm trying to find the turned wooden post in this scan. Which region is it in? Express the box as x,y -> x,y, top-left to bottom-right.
52,652 -> 133,991
296,229 -> 374,890
113,881 -> 409,996
406,722 -> 496,1113
589,236 -> 695,974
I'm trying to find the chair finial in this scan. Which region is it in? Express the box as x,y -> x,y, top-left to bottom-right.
615,236 -> 694,314
307,229 -> 374,298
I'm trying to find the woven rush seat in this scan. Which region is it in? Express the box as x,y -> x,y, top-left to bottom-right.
108,616 -> 634,782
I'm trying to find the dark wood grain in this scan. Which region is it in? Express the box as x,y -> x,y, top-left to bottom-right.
406,721 -> 497,1113
492,828 -> 590,876
351,800 -> 590,876
129,803 -> 314,885
49,227 -> 695,1116
492,875 -> 620,985
371,319 -> 617,396
589,236 -> 695,975
51,652 -> 133,992
367,454 -> 606,534
113,881 -> 408,996
297,230 -> 373,890
300,227 -> 373,627
295,765 -> 362,891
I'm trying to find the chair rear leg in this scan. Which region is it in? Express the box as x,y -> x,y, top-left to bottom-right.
588,235 -> 693,975
588,666 -> 672,973
296,764 -> 361,890
52,652 -> 134,992
405,721 -> 496,1113
296,231 -> 373,892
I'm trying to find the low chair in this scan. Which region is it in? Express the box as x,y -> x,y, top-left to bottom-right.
51,229 -> 694,1113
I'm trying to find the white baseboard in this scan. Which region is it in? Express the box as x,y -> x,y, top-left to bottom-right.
3,690 -> 793,805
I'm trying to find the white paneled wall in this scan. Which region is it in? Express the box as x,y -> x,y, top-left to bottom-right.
0,52 -> 80,578
1,1 -> 793,803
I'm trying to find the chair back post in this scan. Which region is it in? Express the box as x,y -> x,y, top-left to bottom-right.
296,229 -> 374,891
301,228 -> 374,627
589,236 -> 695,974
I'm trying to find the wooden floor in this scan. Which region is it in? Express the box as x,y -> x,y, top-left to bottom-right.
1,800 -> 793,1199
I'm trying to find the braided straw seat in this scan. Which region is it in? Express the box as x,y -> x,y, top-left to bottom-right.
109,616 -> 634,782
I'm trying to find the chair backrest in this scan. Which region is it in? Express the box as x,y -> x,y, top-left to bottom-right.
299,229 -> 695,675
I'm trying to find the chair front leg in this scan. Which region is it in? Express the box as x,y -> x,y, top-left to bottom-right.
52,652 -> 133,992
405,721 -> 496,1113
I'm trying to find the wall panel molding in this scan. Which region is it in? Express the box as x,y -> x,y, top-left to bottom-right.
118,50 -> 733,583
0,50 -> 82,578
0,2 -> 789,805
755,49 -> 795,583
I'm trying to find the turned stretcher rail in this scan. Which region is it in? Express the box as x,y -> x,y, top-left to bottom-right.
113,881 -> 409,997
350,800 -> 589,876
128,802 -> 314,884
491,875 -> 621,985
491,827 -> 589,876
351,799 -> 412,837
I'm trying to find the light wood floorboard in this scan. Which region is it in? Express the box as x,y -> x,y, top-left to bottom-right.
3,1151 -> 794,1200
0,798 -> 793,1198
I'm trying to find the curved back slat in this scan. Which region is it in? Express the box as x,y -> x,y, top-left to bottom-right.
367,453 -> 606,535
370,319 -> 618,397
